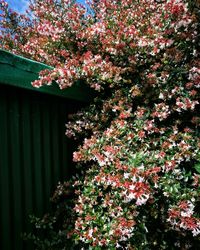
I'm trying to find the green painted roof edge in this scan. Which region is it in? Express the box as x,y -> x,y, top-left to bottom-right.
0,49 -> 94,102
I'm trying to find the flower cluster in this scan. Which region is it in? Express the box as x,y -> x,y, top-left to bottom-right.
168,200 -> 200,237
1,0 -> 200,249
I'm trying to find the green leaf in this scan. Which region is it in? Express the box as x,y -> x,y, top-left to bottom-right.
194,163 -> 200,173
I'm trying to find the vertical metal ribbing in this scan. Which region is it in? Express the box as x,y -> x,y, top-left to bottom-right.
8,91 -> 23,250
0,84 -> 81,250
0,90 -> 12,250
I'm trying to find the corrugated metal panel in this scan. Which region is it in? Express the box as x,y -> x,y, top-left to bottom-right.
0,84 -> 80,250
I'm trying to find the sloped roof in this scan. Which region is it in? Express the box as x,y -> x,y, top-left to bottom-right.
0,49 -> 94,102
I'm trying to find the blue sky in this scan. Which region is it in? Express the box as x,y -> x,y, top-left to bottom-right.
7,0 -> 86,13
6,0 -> 30,13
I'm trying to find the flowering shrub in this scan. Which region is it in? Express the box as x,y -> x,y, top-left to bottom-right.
23,181 -> 79,250
1,0 -> 200,249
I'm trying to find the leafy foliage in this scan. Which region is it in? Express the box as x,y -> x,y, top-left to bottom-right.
23,181 -> 79,250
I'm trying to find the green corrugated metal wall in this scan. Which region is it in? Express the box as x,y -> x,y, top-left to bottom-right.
0,84 -> 80,250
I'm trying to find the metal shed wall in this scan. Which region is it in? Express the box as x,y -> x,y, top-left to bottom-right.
0,84 -> 80,250
0,50 -> 92,250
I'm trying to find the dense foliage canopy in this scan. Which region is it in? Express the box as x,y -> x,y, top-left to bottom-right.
1,0 -> 200,249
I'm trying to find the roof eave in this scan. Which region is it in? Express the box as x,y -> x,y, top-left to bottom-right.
0,49 -> 94,102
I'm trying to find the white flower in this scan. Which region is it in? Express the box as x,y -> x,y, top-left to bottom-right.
136,194 -> 149,206
116,243 -> 122,248
129,184 -> 135,191
159,92 -> 164,99
124,173 -> 130,179
192,227 -> 200,236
